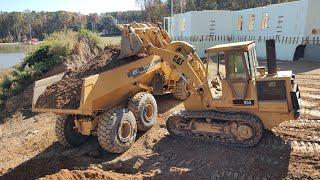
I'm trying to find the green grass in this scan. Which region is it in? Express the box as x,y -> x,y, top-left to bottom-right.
101,36 -> 121,45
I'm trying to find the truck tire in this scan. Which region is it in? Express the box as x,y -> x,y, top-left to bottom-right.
128,92 -> 158,131
97,108 -> 137,153
55,116 -> 89,147
173,78 -> 189,100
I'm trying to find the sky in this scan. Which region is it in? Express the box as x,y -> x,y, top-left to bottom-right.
0,0 -> 141,14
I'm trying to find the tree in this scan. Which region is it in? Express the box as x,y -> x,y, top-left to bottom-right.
99,15 -> 119,35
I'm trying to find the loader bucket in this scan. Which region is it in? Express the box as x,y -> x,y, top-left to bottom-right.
32,73 -> 65,107
119,27 -> 144,59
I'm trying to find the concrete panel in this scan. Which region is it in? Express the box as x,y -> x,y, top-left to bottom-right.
304,45 -> 320,61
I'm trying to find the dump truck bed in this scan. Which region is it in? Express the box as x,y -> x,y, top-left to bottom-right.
32,55 -> 165,115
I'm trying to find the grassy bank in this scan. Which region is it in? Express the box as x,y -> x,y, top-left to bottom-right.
0,29 -> 102,107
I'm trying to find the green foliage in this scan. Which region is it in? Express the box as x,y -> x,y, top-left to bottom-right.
0,76 -> 13,93
78,28 -> 101,45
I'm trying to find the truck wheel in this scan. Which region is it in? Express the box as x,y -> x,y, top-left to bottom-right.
173,78 -> 189,100
97,108 -> 137,153
128,92 -> 158,131
55,116 -> 89,147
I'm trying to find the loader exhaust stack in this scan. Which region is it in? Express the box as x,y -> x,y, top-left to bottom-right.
266,39 -> 277,75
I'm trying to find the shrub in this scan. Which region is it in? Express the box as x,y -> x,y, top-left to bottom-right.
78,28 -> 102,46
0,76 -> 13,93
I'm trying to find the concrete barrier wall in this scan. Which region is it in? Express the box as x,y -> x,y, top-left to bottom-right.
174,34 -> 319,60
167,0 -> 320,61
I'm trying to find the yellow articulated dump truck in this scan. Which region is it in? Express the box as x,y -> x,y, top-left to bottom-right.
32,23 -> 190,153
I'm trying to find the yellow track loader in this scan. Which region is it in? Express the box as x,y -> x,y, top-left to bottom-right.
32,22 -> 300,153
118,23 -> 301,147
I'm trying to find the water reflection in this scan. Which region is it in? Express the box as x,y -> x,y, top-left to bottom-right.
0,52 -> 25,68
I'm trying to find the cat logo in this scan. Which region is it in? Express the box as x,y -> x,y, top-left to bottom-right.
173,55 -> 184,66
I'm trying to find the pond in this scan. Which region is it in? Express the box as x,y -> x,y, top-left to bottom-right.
0,51 -> 26,68
0,44 -> 32,69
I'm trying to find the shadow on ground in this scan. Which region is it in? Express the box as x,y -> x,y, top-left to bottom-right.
1,138 -> 108,179
99,131 -> 292,179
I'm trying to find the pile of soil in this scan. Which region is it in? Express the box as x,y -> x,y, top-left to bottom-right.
35,45 -> 147,109
40,168 -> 141,180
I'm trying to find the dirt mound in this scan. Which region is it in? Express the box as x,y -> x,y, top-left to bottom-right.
0,37 -> 102,121
41,168 -> 140,180
35,45 -> 146,110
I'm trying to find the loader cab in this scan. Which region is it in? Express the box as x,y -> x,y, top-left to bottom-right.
205,41 -> 259,101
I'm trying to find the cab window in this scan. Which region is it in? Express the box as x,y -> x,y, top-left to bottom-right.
226,53 -> 248,79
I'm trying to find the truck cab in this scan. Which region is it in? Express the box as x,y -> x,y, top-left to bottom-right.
204,41 -> 301,129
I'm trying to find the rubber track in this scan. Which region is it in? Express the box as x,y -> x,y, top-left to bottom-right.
167,110 -> 263,147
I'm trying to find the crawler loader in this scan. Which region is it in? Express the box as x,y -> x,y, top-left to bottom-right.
118,23 -> 301,147
32,22 -> 301,153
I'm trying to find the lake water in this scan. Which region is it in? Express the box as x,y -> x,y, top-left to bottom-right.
0,51 -> 25,68
0,43 -> 32,69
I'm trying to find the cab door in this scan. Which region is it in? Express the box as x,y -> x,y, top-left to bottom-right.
225,52 -> 251,103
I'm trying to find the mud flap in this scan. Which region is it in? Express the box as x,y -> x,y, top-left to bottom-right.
291,84 -> 301,119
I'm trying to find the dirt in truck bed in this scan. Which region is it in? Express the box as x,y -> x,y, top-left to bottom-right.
35,45 -> 147,109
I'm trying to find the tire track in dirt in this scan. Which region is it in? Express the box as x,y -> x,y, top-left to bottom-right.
259,133 -> 320,154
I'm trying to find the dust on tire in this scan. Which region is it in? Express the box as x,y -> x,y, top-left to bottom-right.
128,92 -> 158,131
97,108 -> 137,153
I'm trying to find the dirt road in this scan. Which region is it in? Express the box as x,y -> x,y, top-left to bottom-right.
0,60 -> 320,179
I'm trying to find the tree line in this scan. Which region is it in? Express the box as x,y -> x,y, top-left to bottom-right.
137,0 -> 296,22
0,10 -> 146,43
0,0 -> 296,43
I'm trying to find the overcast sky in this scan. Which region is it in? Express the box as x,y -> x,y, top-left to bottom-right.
0,0 -> 141,14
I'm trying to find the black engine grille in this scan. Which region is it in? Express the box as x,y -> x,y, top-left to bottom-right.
257,80 -> 287,101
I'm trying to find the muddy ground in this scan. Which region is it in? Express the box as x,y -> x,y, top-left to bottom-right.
0,60 -> 320,180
